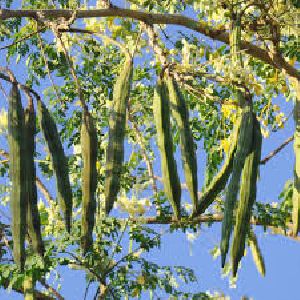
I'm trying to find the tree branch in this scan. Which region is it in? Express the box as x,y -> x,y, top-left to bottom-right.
0,70 -> 41,101
260,135 -> 294,165
0,7 -> 298,80
122,214 -> 299,242
0,25 -> 46,51
40,279 -> 65,300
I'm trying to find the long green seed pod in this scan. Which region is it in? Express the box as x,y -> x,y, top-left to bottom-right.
104,56 -> 133,214
8,83 -> 26,270
248,229 -> 265,277
24,103 -> 44,257
154,77 -> 181,219
221,106 -> 253,268
81,110 -> 98,254
231,115 -> 262,277
198,112 -> 242,214
167,76 -> 198,215
293,82 -> 300,235
37,99 -> 72,232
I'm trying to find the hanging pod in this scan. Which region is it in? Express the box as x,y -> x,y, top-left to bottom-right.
24,102 -> 44,257
37,99 -> 73,232
104,55 -> 133,214
198,112 -> 242,214
220,105 -> 253,268
248,229 -> 265,277
166,76 -> 198,216
231,114 -> 262,277
293,82 -> 300,236
153,76 -> 181,219
80,110 -> 98,254
8,83 -> 26,270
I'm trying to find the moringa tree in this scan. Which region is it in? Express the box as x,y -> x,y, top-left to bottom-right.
0,0 -> 299,298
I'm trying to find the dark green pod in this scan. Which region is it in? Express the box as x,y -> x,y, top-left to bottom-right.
8,83 -> 26,270
167,76 -> 198,216
81,110 -> 98,254
37,99 -> 72,232
220,106 -> 253,268
198,113 -> 242,214
104,56 -> 133,214
154,77 -> 181,219
231,115 -> 262,277
24,103 -> 44,257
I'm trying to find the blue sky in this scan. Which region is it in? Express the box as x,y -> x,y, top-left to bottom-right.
0,1 -> 299,299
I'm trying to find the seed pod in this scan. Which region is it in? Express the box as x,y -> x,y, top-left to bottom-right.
81,110 -> 98,254
293,82 -> 300,236
104,56 -> 133,214
153,77 -> 181,219
231,115 -> 262,277
37,99 -> 72,232
221,106 -> 253,268
167,76 -> 198,215
198,112 -> 242,214
24,103 -> 44,257
8,83 -> 26,270
248,229 -> 265,277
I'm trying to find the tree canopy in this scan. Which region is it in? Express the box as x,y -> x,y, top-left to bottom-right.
0,0 -> 299,299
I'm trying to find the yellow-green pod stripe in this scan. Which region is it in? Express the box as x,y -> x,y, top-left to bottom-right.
81,110 -> 98,254
167,76 -> 198,215
248,229 -> 265,277
104,56 -> 133,214
154,78 -> 181,219
25,104 -> 44,257
8,83 -> 26,270
198,113 -> 242,214
231,115 -> 262,277
220,106 -> 253,268
37,99 -> 72,232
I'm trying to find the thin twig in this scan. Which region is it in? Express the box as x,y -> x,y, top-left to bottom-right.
260,135 -> 294,165
84,280 -> 92,300
40,279 -> 65,300
64,251 -> 102,281
0,80 -> 8,99
93,286 -> 100,300
106,220 -> 128,269
127,106 -> 159,205
55,31 -> 87,111
35,177 -> 55,204
104,234 -> 161,276
0,26 -> 46,51
60,27 -> 128,54
158,24 -> 176,47
131,25 -> 143,57
36,26 -> 62,101
0,69 -> 41,100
